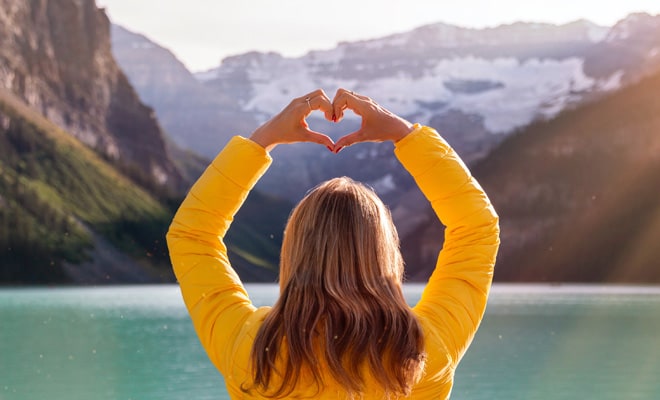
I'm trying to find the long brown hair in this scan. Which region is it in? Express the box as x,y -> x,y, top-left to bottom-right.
247,177 -> 426,398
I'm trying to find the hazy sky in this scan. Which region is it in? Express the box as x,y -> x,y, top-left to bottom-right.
96,0 -> 660,72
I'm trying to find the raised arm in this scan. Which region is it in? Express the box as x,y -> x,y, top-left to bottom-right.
396,126 -> 499,365
166,136 -> 271,369
331,88 -> 499,368
166,90 -> 334,372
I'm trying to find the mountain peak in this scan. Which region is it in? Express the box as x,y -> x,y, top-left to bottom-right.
605,12 -> 660,43
336,18 -> 608,53
221,51 -> 284,67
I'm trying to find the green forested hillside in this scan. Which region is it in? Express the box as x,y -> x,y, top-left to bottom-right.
0,89 -> 173,283
0,89 -> 293,284
226,190 -> 292,282
473,70 -> 660,282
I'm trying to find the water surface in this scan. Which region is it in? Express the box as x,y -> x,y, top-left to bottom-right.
1,284 -> 659,400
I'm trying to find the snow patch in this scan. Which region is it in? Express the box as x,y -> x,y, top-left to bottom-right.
370,174 -> 397,194
131,42 -> 154,50
194,69 -> 218,82
605,14 -> 643,43
587,26 -> 609,42
307,47 -> 345,67
355,149 -> 368,160
232,55 -> 599,135
597,70 -> 624,92
151,165 -> 168,185
357,57 -> 594,133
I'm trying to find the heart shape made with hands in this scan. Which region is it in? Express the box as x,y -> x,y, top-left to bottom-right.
308,110 -> 363,153
299,89 -> 413,153
251,89 -> 412,152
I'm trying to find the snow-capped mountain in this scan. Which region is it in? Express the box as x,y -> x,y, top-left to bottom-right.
187,14 -> 660,201
198,15 -> 660,136
207,51 -> 596,135
584,13 -> 660,79
199,19 -> 613,136
113,13 -> 660,204
111,13 -> 660,281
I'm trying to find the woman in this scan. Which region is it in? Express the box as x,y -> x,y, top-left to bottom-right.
167,89 -> 500,399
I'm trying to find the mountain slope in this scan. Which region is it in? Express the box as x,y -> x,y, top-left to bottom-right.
0,0 -> 183,192
110,12 -> 660,282
469,68 -> 660,282
0,1 -> 294,284
1,88 -> 294,284
585,13 -> 660,80
0,88 -> 172,284
110,14 -> 660,219
110,24 -> 258,153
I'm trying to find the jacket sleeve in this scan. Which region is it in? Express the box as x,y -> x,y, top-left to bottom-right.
394,125 -> 500,366
166,136 -> 272,372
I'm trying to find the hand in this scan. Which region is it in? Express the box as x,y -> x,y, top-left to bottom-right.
250,89 -> 335,152
331,88 -> 414,152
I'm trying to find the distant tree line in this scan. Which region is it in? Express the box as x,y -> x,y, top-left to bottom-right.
0,179 -> 92,283
0,104 -> 173,284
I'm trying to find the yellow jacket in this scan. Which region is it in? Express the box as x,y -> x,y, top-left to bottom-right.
167,125 -> 500,399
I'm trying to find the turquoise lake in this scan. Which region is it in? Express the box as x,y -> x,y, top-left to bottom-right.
1,284 -> 659,400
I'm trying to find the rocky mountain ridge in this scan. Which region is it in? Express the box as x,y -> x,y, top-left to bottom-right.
113,14 -> 660,280
109,12 -> 660,282
0,0 -> 188,284
0,85 -> 173,284
0,0 -> 183,192
0,0 -> 296,284
114,14 -> 660,204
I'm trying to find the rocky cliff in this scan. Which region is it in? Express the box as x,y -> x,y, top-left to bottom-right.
0,0 -> 183,192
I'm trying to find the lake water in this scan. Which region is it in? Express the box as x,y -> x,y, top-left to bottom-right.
1,284 -> 659,400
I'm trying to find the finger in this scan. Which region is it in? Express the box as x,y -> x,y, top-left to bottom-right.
297,88 -> 326,104
318,91 -> 335,122
298,89 -> 333,119
309,91 -> 334,121
334,88 -> 371,103
332,88 -> 363,122
332,88 -> 352,121
297,94 -> 313,116
350,90 -> 372,102
303,129 -> 335,148
348,91 -> 377,113
333,129 -> 364,151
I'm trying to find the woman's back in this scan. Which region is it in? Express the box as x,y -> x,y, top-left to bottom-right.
215,307 -> 454,399
248,176 -> 425,398
166,89 -> 499,399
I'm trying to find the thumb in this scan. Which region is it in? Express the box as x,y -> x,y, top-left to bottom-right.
303,128 -> 335,148
333,129 -> 364,152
